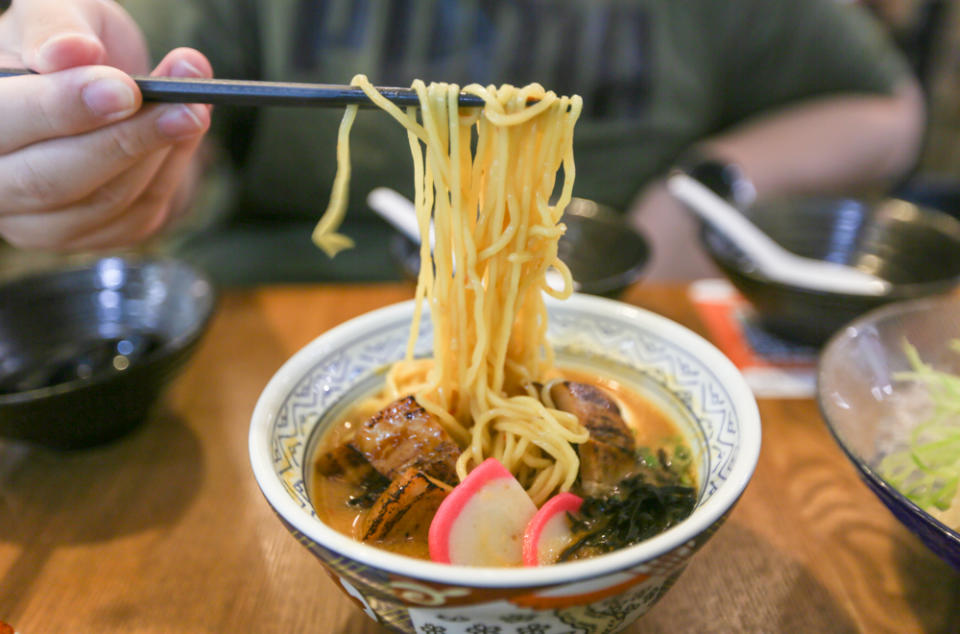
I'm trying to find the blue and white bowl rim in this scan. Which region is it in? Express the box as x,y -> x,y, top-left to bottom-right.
249,293 -> 761,588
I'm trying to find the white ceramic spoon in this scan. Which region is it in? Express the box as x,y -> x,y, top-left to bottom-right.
667,172 -> 892,296
367,187 -> 434,248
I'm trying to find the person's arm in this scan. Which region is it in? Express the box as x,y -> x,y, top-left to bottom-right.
631,0 -> 925,281
694,78 -> 925,199
0,0 -> 213,251
633,83 -> 926,282
632,83 -> 925,281
687,0 -> 926,199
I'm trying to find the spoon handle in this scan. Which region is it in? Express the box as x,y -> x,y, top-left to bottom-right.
668,172 -> 891,296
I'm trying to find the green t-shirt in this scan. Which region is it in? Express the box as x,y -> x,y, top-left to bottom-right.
125,0 -> 908,285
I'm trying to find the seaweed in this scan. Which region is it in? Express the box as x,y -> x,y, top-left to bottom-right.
559,468 -> 696,562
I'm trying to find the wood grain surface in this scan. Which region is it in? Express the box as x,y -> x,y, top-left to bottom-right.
1,283 -> 957,633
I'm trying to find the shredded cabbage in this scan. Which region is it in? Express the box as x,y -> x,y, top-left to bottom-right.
877,339 -> 960,514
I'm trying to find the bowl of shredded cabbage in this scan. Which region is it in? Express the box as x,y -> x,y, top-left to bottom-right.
817,295 -> 960,570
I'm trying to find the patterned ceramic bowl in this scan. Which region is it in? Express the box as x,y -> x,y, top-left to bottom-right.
249,294 -> 761,633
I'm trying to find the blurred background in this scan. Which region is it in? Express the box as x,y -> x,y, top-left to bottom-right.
2,0 -> 960,287
637,0 -> 960,283
869,0 -> 960,205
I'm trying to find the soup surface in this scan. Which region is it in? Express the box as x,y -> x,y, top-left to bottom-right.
309,364 -> 697,562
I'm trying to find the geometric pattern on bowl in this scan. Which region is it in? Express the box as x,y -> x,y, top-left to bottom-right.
251,293 -> 760,633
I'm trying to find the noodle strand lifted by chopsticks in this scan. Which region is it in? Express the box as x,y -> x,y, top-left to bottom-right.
313,75 -> 586,505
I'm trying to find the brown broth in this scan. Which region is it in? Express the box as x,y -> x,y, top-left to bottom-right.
309,365 -> 694,561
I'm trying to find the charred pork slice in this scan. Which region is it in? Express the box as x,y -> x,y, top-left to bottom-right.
550,381 -> 635,451
550,381 -> 637,495
576,438 -> 638,497
349,395 -> 461,485
314,444 -> 390,506
361,467 -> 451,544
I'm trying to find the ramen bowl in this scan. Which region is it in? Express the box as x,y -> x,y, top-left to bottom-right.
701,197 -> 960,345
818,295 -> 960,571
249,294 -> 761,633
0,256 -> 216,448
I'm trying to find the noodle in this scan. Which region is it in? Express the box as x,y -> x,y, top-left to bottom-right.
313,75 -> 586,505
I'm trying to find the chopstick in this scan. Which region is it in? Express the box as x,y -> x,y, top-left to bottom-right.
0,67 -> 489,108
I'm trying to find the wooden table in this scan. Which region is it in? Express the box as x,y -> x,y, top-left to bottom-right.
1,283 -> 957,633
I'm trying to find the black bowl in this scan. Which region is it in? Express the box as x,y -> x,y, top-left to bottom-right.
0,256 -> 216,448
701,197 -> 960,346
391,198 -> 650,297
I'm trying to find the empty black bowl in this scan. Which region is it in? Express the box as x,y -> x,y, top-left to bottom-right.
701,197 -> 960,346
0,256 -> 216,448
391,198 -> 650,297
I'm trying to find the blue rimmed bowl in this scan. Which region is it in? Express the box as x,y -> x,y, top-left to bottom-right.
818,294 -> 960,571
249,294 -> 761,633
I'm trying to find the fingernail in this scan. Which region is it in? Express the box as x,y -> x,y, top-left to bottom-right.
156,104 -> 204,138
170,59 -> 204,78
82,78 -> 137,118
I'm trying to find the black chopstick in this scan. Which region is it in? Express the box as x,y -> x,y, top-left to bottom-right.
0,67 -> 488,108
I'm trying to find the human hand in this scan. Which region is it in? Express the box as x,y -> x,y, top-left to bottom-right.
0,0 -> 213,250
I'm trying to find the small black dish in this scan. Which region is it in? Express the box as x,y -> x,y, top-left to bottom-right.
0,255 -> 216,448
391,198 -> 650,297
701,197 -> 960,346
